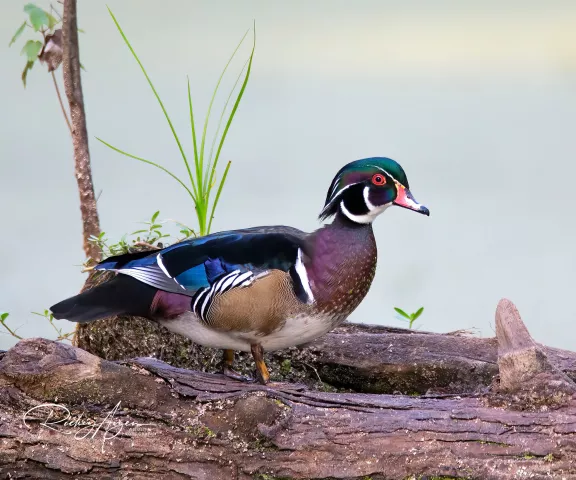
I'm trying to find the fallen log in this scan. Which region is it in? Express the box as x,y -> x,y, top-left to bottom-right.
0,299 -> 575,479
74,311 -> 576,396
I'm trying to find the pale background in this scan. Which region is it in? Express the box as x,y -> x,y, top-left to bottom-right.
1,0 -> 576,350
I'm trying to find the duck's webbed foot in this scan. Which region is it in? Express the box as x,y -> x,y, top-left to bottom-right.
221,349 -> 253,382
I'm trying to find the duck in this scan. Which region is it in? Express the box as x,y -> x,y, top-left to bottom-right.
50,157 -> 429,384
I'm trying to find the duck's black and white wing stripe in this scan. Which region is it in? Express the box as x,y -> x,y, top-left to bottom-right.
192,270 -> 255,322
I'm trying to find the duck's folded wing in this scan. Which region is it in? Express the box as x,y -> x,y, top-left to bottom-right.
94,227 -> 308,300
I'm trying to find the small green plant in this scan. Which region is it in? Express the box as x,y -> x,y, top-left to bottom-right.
8,3 -> 77,135
98,8 -> 255,237
129,210 -> 176,246
32,310 -> 74,342
0,312 -> 21,340
0,310 -> 74,343
394,306 -> 424,329
9,3 -> 60,86
87,211 -> 195,263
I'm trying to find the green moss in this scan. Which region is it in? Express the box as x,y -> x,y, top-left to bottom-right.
280,359 -> 291,375
184,424 -> 216,439
476,440 -> 510,447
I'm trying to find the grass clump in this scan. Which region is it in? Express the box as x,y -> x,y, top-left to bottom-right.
100,8 -> 256,237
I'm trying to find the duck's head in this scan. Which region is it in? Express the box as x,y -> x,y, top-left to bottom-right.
319,157 -> 429,224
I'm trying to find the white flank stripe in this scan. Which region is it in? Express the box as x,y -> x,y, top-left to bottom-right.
193,289 -> 208,312
295,248 -> 314,304
201,290 -> 213,319
157,254 -> 172,278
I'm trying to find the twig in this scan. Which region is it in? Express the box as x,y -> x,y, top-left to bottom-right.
0,319 -> 23,340
51,71 -> 72,135
50,3 -> 63,21
133,241 -> 161,250
302,361 -> 322,383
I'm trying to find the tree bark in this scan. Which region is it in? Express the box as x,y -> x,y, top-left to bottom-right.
62,0 -> 101,263
1,299 -> 576,479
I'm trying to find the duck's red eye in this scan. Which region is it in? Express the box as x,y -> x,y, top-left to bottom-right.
372,174 -> 386,186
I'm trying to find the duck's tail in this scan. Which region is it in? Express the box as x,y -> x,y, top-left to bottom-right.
50,274 -> 157,323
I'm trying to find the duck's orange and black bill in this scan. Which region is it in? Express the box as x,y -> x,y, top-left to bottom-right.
394,184 -> 430,216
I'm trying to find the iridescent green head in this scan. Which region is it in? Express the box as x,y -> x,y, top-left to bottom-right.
319,157 -> 429,223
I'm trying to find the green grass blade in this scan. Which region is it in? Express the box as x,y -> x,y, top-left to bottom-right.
206,26 -> 255,203
96,137 -> 196,201
187,76 -> 204,231
199,28 -> 249,189
207,160 -> 231,233
107,7 -> 197,199
187,77 -> 200,188
205,57 -> 249,190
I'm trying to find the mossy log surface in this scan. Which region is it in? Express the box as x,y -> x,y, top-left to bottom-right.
0,299 -> 575,479
75,273 -> 576,395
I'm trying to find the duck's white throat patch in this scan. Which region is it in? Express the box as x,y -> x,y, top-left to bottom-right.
340,186 -> 390,224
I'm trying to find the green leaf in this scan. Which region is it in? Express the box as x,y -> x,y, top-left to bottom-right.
151,210 -> 160,223
107,7 -> 198,199
9,21 -> 27,47
199,28 -> 250,195
150,224 -> 162,230
394,307 -> 410,320
46,12 -> 59,30
21,39 -> 42,61
207,160 -> 231,233
21,60 -> 35,87
0,313 -> 8,322
207,57 -> 249,183
96,137 -> 196,201
412,307 -> 424,321
206,25 -> 256,227
131,229 -> 147,235
24,3 -> 49,31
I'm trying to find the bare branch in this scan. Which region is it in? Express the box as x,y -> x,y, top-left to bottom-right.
50,71 -> 72,135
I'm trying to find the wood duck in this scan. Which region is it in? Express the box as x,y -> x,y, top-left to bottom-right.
50,157 -> 429,384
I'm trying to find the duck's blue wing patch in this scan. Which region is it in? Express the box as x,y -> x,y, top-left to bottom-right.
94,226 -> 307,298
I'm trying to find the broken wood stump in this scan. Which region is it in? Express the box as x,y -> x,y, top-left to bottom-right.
0,299 -> 575,479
